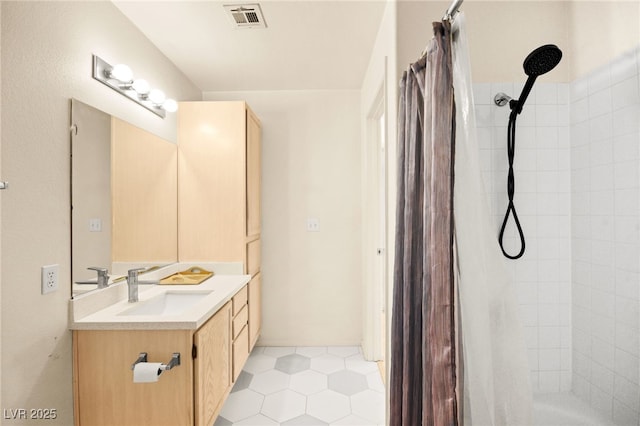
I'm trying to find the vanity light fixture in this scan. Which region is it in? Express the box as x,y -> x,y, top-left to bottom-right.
92,54 -> 177,118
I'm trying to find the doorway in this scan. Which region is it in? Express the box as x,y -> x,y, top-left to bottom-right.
362,80 -> 387,365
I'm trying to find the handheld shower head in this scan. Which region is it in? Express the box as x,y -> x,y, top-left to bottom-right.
513,44 -> 563,114
523,44 -> 563,77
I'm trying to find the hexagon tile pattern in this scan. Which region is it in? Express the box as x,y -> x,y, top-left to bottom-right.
214,346 -> 385,425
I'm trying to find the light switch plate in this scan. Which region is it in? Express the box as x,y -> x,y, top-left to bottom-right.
306,218 -> 320,232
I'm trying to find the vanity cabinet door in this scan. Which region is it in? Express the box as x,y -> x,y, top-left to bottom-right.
246,108 -> 261,238
178,101 -> 246,263
73,329 -> 193,426
178,101 -> 262,279
248,273 -> 262,350
194,302 -> 231,426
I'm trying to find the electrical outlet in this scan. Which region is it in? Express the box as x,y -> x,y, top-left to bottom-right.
41,264 -> 59,294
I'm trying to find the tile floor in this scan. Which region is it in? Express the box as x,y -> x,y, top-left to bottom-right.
214,346 -> 386,425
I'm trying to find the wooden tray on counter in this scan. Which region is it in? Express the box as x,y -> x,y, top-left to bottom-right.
159,267 -> 213,285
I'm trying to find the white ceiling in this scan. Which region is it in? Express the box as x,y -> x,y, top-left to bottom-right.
113,1 -> 387,92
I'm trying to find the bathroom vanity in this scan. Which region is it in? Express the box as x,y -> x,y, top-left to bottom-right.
69,101 -> 263,426
70,268 -> 257,426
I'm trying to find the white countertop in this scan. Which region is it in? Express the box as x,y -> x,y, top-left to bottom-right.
69,263 -> 250,331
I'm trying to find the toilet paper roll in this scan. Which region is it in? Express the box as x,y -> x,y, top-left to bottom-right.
133,362 -> 162,383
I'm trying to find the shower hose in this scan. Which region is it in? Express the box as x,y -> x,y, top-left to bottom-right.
498,108 -> 526,259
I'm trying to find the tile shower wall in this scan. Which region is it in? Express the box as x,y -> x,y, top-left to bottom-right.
474,81 -> 572,393
570,47 -> 640,425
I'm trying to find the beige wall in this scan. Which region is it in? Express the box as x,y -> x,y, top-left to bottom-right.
203,90 -> 363,346
569,1 -> 640,79
1,2 -> 200,424
397,1 -> 639,83
397,1 -> 571,83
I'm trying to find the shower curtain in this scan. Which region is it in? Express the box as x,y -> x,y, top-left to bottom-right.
390,20 -> 458,426
390,13 -> 533,426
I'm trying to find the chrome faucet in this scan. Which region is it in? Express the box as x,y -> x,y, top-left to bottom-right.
127,267 -> 159,303
75,267 -> 110,289
127,268 -> 145,303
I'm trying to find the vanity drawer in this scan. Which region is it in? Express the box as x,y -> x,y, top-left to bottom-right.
233,304 -> 248,339
232,286 -> 248,316
232,325 -> 249,381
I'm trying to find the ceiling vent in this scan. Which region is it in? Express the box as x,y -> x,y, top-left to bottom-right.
223,4 -> 267,29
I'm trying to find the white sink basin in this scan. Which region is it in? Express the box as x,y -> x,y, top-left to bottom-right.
118,291 -> 213,316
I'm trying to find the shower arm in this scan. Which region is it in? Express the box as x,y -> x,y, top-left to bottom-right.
443,0 -> 464,21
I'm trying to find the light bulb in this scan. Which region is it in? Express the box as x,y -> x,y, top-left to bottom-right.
148,89 -> 166,105
108,64 -> 133,82
163,99 -> 178,112
131,79 -> 150,95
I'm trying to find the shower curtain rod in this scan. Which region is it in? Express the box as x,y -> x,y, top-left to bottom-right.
443,0 -> 463,21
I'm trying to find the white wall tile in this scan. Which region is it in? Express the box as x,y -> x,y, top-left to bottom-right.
613,104 -> 640,137
571,77 -> 589,101
613,375 -> 640,412
610,50 -> 639,85
591,361 -> 615,394
535,84 -> 558,105
539,348 -> 562,370
588,88 -> 613,118
540,327 -> 561,348
539,371 -> 561,392
590,385 -> 614,418
573,373 -> 591,401
612,77 -> 640,112
561,371 -> 572,392
615,323 -> 639,356
614,348 -> 639,385
589,65 -> 612,94
589,113 -> 613,142
558,84 -> 570,105
592,337 -> 615,370
615,297 -> 639,330
473,83 -> 492,105
613,399 -> 639,426
536,105 -> 560,126
571,97 -> 590,124
574,351 -> 592,377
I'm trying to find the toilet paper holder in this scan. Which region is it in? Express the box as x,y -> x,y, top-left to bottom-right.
131,352 -> 181,372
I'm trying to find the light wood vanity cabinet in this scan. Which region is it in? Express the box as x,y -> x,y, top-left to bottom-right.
73,288 -> 255,426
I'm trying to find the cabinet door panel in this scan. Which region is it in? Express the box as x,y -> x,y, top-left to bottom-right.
246,108 -> 261,238
248,273 -> 262,350
178,101 -> 246,261
232,325 -> 250,381
74,330 -> 193,426
246,239 -> 261,277
194,302 -> 231,426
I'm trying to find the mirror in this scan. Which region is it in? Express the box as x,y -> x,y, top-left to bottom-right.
71,99 -> 178,297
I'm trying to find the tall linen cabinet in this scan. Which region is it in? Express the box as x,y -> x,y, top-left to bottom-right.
178,101 -> 262,352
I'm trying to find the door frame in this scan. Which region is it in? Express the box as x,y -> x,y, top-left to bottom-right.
362,76 -> 388,362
